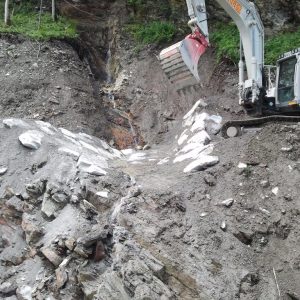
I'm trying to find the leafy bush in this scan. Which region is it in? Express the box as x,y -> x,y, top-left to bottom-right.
126,21 -> 176,45
210,22 -> 300,65
0,1 -> 77,40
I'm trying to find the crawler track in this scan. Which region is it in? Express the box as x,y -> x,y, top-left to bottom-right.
221,115 -> 300,138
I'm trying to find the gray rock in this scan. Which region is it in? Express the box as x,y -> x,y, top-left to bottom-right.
41,194 -> 61,219
55,267 -> 68,289
129,186 -> 142,198
184,156 -> 219,173
260,180 -> 270,188
65,237 -> 76,251
19,130 -> 44,150
140,250 -> 166,281
77,154 -> 107,176
0,281 -> 17,295
3,118 -> 29,129
21,213 -> 44,244
41,246 -> 63,267
25,179 -> 46,197
6,196 -> 24,214
143,144 -> 151,150
79,272 -> 130,300
80,199 -> 98,215
77,228 -> 109,248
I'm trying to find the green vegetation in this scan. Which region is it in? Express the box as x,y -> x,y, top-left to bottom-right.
210,23 -> 240,63
126,21 -> 176,45
125,0 -> 186,46
0,1 -> 77,40
211,22 -> 300,64
265,28 -> 300,64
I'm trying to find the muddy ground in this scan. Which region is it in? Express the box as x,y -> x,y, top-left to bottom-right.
0,16 -> 299,300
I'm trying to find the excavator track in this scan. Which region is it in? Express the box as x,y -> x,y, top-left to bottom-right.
221,115 -> 300,138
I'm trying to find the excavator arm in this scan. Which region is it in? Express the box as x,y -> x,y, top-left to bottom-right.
159,0 -> 265,108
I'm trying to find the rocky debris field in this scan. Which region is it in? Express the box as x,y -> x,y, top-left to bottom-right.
0,97 -> 300,299
0,19 -> 300,300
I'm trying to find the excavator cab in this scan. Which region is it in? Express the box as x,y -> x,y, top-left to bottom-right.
276,50 -> 300,109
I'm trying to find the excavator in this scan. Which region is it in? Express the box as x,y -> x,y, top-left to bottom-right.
159,0 -> 300,137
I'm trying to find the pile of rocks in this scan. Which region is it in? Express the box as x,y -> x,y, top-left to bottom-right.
0,118 -> 177,299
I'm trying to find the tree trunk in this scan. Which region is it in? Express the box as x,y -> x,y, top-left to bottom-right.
52,0 -> 56,21
4,0 -> 10,26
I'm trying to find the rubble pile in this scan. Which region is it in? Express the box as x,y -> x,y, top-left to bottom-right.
0,113 -> 221,299
0,118 -> 168,299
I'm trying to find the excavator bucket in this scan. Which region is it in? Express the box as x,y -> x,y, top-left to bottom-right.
159,33 -> 209,90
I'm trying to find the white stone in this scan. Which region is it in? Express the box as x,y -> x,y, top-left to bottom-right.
209,115 -> 223,124
157,157 -> 170,165
178,142 -> 204,154
96,191 -> 109,198
183,155 -> 219,173
79,140 -> 100,154
58,147 -> 80,160
187,130 -> 211,145
121,149 -> 134,156
82,165 -> 107,176
19,130 -> 44,150
272,187 -> 279,196
190,113 -> 207,132
174,145 -> 208,163
35,121 -> 56,135
78,154 -> 108,168
0,167 -> 8,175
183,114 -> 196,128
200,212 -> 208,217
178,129 -> 189,146
221,221 -> 227,231
281,147 -> 293,152
59,128 -> 76,139
16,285 -> 32,300
3,118 -> 29,128
238,162 -> 248,169
221,198 -> 234,207
127,152 -> 146,162
259,207 -> 271,216
78,132 -> 94,141
77,154 -> 108,175
183,100 -> 202,120
96,147 -> 115,160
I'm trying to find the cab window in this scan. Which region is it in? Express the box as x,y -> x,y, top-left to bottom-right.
278,56 -> 296,104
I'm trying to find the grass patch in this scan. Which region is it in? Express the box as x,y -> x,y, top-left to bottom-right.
211,23 -> 300,64
265,28 -> 300,64
210,22 -> 240,63
0,1 -> 77,40
126,21 -> 176,45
